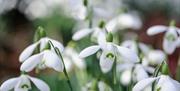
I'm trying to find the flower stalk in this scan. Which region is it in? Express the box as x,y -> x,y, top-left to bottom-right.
49,41 -> 73,91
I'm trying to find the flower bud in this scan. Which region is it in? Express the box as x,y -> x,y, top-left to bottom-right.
161,62 -> 169,75
34,26 -> 46,42
83,0 -> 88,7
98,20 -> 105,29
106,32 -> 113,42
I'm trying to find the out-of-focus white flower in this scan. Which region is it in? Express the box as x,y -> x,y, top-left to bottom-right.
79,33 -> 139,73
147,25 -> 180,54
106,13 -> 142,32
121,40 -> 166,65
67,0 -> 87,20
19,37 -> 64,72
146,50 -> 166,65
72,27 -> 104,41
82,80 -> 112,91
0,74 -> 50,91
0,0 -> 17,14
133,75 -> 180,91
63,47 -> 86,72
117,63 -> 153,86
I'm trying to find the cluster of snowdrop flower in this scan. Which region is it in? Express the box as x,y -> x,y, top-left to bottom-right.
0,27 -> 73,91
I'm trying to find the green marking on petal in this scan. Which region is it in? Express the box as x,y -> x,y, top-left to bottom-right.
21,84 -> 29,89
166,34 -> 176,41
106,52 -> 115,59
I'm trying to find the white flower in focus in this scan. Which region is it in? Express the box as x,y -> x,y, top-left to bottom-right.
20,50 -> 64,72
0,74 -> 50,91
79,33 -> 139,73
19,37 -> 64,62
147,25 -> 180,54
63,47 -> 86,72
133,75 -> 180,91
106,13 -> 142,32
19,37 -> 64,72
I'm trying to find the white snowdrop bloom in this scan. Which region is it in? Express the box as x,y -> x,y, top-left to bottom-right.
147,25 -> 180,54
72,27 -> 104,41
67,0 -> 87,20
121,40 -> 166,65
79,33 -> 139,73
20,50 -> 64,72
19,37 -> 64,72
106,13 -> 142,32
121,40 -> 151,55
146,50 -> 166,65
82,81 -> 112,91
133,75 -> 180,91
63,47 -> 86,72
118,63 -> 152,86
19,37 -> 64,62
0,74 -> 50,91
120,69 -> 132,86
0,0 -> 17,14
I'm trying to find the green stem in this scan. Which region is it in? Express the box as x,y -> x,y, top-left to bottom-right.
113,60 -> 117,85
49,41 -> 73,91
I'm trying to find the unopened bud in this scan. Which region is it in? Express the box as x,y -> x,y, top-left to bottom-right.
106,32 -> 113,42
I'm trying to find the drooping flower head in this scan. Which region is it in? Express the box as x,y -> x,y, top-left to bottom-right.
0,74 -> 50,91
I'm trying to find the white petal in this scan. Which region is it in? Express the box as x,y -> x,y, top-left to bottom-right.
49,38 -> 64,53
29,76 -> 50,91
98,32 -> 107,49
147,50 -> 166,65
43,50 -> 64,72
138,43 -> 151,55
116,63 -> 134,72
19,42 -> 39,62
72,28 -> 94,40
156,75 -> 180,91
100,52 -> 114,73
120,69 -> 132,86
105,18 -> 118,32
117,46 -> 139,63
0,77 -> 19,91
133,77 -> 158,91
147,25 -> 167,35
175,37 -> 180,47
20,53 -> 43,72
134,64 -> 149,82
79,45 -> 100,58
163,29 -> 178,54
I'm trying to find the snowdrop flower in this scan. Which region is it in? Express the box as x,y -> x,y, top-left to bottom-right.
82,81 -> 112,91
147,25 -> 180,54
63,47 -> 86,72
121,40 -> 166,65
19,37 -> 64,72
133,75 -> 180,91
19,37 -> 64,62
67,0 -> 87,20
72,26 -> 105,41
0,74 -> 50,91
145,50 -> 166,65
20,49 -> 64,72
79,33 -> 139,73
106,13 -> 142,32
118,63 -> 153,86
